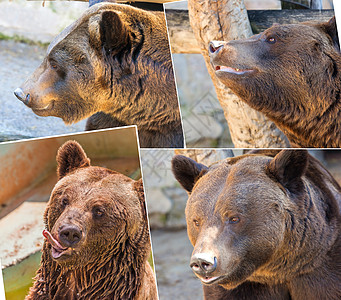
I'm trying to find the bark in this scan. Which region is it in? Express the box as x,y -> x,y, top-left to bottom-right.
187,0 -> 290,147
166,9 -> 335,53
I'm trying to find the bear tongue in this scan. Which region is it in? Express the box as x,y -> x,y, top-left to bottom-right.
42,229 -> 68,251
43,230 -> 72,259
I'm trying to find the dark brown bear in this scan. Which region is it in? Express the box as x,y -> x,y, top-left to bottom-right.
14,3 -> 183,148
26,141 -> 157,300
172,150 -> 341,299
209,17 -> 340,148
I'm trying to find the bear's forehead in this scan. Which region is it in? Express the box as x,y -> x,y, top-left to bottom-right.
265,23 -> 324,39
190,155 -> 278,206
47,3 -> 150,55
52,167 -> 137,202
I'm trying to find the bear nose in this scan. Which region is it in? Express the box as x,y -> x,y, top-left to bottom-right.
190,253 -> 217,275
208,41 -> 224,55
59,225 -> 82,247
14,88 -> 31,105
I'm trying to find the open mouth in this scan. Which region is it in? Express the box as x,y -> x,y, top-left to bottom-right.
215,65 -> 254,75
199,275 -> 224,285
43,229 -> 73,259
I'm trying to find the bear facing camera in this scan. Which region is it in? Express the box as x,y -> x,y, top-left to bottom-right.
25,140 -> 157,299
172,149 -> 341,299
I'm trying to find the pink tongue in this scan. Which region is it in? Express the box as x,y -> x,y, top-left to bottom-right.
42,229 -> 67,250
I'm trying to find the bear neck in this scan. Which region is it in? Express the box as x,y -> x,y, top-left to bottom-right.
238,55 -> 341,148
28,222 -> 150,300
251,178 -> 341,297
286,230 -> 341,299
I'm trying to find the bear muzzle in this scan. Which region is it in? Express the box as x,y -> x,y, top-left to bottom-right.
190,252 -> 218,282
58,224 -> 82,248
14,88 -> 31,106
209,41 -> 225,55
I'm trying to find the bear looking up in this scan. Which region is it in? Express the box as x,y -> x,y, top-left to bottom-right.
172,150 -> 341,299
14,3 -> 184,148
26,141 -> 157,299
209,17 -> 340,148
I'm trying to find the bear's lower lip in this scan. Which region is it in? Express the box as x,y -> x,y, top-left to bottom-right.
31,102 -> 54,114
215,65 -> 254,75
199,275 -> 223,285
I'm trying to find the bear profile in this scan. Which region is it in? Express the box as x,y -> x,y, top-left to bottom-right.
209,17 -> 341,148
15,3 -> 184,148
172,150 -> 341,299
26,141 -> 157,299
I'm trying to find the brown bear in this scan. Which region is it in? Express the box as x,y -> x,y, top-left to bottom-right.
26,141 -> 157,299
172,150 -> 341,299
209,17 -> 341,148
14,3 -> 184,148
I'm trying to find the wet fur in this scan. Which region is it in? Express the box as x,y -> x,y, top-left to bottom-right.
25,141 -> 157,299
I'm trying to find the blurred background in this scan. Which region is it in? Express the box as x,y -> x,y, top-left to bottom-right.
0,126 -> 141,299
0,0 -> 89,142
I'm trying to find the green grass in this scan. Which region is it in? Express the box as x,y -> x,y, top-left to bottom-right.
0,32 -> 49,47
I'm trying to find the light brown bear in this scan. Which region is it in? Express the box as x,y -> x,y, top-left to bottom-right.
26,141 -> 157,299
172,150 -> 341,299
15,3 -> 183,148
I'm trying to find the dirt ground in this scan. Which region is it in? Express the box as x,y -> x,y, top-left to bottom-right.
0,40 -> 86,142
151,229 -> 203,300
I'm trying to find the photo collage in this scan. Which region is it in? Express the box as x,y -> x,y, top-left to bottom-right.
0,0 -> 340,299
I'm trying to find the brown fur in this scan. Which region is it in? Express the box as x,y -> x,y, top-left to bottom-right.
26,141 -> 157,300
172,150 -> 341,299
209,17 -> 341,147
16,3 -> 183,148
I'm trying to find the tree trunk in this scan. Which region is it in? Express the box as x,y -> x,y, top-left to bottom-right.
175,149 -> 234,166
311,0 -> 323,9
187,0 -> 290,148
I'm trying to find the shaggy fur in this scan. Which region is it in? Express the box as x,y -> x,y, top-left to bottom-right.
16,4 -> 183,148
26,141 -> 157,299
172,150 -> 341,299
209,17 -> 341,147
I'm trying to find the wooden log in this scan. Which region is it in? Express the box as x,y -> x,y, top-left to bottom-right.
166,9 -> 335,54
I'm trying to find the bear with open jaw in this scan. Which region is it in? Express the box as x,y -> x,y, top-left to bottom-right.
26,141 -> 157,300
209,17 -> 340,148
14,3 -> 183,148
172,150 -> 341,299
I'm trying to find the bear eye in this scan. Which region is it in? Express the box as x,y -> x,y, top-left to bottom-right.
229,216 -> 240,224
266,36 -> 276,44
193,219 -> 200,227
93,207 -> 105,218
49,60 -> 58,70
61,197 -> 69,207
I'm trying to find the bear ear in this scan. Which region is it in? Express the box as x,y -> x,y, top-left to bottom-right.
266,150 -> 308,192
57,141 -> 90,180
171,155 -> 208,193
321,16 -> 340,51
98,10 -> 130,55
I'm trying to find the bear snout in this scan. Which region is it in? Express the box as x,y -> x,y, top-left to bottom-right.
190,253 -> 217,276
58,224 -> 82,248
208,41 -> 224,55
14,88 -> 31,106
